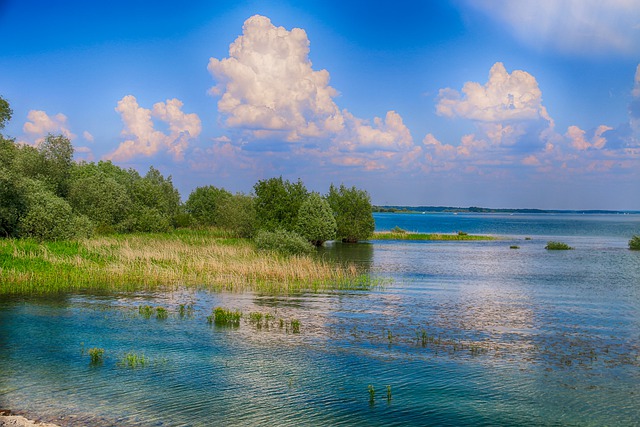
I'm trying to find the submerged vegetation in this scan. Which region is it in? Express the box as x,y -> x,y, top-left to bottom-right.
545,241 -> 574,250
0,229 -> 372,296
629,235 -> 640,250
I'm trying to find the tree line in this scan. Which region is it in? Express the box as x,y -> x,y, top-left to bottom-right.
0,96 -> 374,246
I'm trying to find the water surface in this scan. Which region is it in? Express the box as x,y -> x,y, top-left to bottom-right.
1,213 -> 639,426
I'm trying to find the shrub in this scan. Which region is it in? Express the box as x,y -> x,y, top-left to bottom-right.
390,226 -> 407,234
545,241 -> 573,250
216,193 -> 257,237
326,184 -> 375,243
254,229 -> 314,256
19,184 -> 77,241
253,176 -> 308,232
88,348 -> 105,364
295,192 -> 336,246
629,235 -> 640,250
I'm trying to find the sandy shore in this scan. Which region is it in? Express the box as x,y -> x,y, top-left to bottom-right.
0,415 -> 60,427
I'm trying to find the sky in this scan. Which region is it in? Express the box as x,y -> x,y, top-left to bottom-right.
1,0 -> 639,210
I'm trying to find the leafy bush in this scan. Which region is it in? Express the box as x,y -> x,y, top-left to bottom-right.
629,235 -> 640,250
295,192 -> 336,246
19,183 -> 80,241
326,184 -> 375,243
253,176 -> 308,232
545,241 -> 573,250
216,193 -> 257,238
185,185 -> 232,226
254,229 -> 314,256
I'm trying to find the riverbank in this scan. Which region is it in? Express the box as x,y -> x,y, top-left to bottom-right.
0,229 -> 366,296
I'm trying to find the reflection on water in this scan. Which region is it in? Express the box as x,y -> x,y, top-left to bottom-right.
1,215 -> 640,426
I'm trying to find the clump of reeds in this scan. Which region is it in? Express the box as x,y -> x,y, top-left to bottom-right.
88,347 -> 105,365
368,385 -> 375,404
545,241 -> 573,250
139,305 -> 154,319
156,307 -> 168,320
119,352 -> 147,368
178,303 -> 194,318
0,230 -> 368,296
208,307 -> 241,327
510,245 -> 520,249
629,235 -> 640,250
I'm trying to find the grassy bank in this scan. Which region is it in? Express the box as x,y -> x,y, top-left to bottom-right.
0,229 -> 370,296
372,231 -> 495,241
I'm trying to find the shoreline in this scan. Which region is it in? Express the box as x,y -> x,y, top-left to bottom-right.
0,414 -> 60,427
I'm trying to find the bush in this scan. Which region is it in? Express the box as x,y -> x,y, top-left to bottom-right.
390,226 -> 407,234
326,184 -> 375,243
629,235 -> 640,250
254,229 -> 314,256
545,241 -> 573,250
253,176 -> 308,232
19,186 -> 77,241
295,193 -> 336,246
216,193 -> 257,238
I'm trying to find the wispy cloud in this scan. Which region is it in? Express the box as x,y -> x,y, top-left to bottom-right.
464,0 -> 640,57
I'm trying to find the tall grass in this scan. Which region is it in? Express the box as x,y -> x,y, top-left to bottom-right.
0,229 -> 371,296
373,232 -> 494,241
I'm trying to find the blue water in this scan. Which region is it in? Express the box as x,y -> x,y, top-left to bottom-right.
1,213 -> 640,426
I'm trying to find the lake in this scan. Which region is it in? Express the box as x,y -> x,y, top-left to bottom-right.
1,213 -> 639,426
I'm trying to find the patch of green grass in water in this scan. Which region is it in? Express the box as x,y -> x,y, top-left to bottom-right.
372,232 -> 495,241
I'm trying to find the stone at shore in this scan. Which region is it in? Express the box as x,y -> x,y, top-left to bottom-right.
0,415 -> 60,427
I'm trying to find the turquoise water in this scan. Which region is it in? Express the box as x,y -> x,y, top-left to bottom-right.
1,213 -> 640,426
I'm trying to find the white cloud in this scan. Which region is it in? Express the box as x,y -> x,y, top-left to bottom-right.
208,15 -> 415,171
566,124 -> 612,150
22,110 -> 75,143
464,0 -> 640,56
208,15 -> 343,141
106,95 -> 201,162
436,63 -> 550,123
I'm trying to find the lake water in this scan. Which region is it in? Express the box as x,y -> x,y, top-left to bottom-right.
1,213 -> 639,426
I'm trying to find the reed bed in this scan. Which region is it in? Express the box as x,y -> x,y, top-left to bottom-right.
372,232 -> 495,241
0,230 -> 371,295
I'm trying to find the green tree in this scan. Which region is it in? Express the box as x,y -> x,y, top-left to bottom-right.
185,185 -> 232,226
326,184 -> 375,243
0,96 -> 12,131
67,172 -> 132,231
0,169 -> 27,237
19,180 -> 92,241
295,192 -> 336,246
216,193 -> 257,237
253,176 -> 308,232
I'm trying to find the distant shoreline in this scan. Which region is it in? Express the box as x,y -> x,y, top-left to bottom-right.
373,206 -> 640,215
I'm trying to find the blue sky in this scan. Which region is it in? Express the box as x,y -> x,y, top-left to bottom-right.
1,0 -> 639,209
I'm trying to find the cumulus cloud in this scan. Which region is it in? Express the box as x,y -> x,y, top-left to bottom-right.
22,110 -> 76,143
208,15 -> 415,171
566,124 -> 612,151
464,0 -> 640,56
208,15 -> 343,141
437,62 -> 550,123
106,95 -> 201,162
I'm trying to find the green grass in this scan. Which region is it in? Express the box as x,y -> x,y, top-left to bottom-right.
373,231 -> 495,241
629,235 -> 640,250
88,347 -> 105,364
208,307 -> 242,327
0,229 -> 371,296
545,241 -> 574,250
118,352 -> 148,368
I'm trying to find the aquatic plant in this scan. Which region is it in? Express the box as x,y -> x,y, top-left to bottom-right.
88,347 -> 104,364
510,245 -> 520,249
368,385 -> 375,404
249,312 -> 264,328
629,235 -> 640,250
178,303 -> 194,318
545,241 -> 573,250
119,352 -> 148,368
290,319 -> 301,334
208,307 -> 242,327
139,305 -> 154,319
156,307 -> 168,320
390,226 -> 407,234
386,385 -> 392,402
457,231 -> 468,236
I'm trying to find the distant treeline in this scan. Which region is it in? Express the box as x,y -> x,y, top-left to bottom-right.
373,206 -> 638,215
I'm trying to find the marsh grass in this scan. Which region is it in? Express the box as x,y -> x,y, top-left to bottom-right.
208,307 -> 242,327
88,347 -> 104,365
118,352 -> 148,368
0,229 -> 370,295
545,241 -> 574,250
373,232 -> 494,241
629,235 -> 640,250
